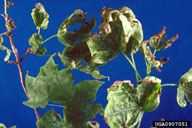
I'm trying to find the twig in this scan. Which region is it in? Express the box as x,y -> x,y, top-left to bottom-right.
7,32 -> 40,120
20,48 -> 32,62
7,60 -> 17,64
3,0 -> 40,120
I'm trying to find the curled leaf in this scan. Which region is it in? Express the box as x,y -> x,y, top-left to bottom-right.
31,3 -> 49,29
140,40 -> 169,72
0,35 -> 10,61
87,7 -> 143,65
28,33 -> 47,56
58,40 -> 107,79
177,68 -> 192,107
149,26 -> 178,51
57,9 -> 95,47
0,44 -> 11,61
137,76 -> 162,112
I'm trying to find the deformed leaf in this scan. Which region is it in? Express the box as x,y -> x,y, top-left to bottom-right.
149,26 -> 178,51
0,44 -> 11,62
31,3 -> 49,29
104,81 -> 144,128
28,33 -> 47,56
57,9 -> 95,47
180,68 -> 192,85
36,110 -> 70,128
58,41 -> 107,79
87,33 -> 120,64
137,76 -> 162,112
87,7 -> 143,65
23,56 -> 75,108
177,68 -> 192,107
140,40 -> 169,72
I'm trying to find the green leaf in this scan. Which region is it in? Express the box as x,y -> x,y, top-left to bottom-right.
87,33 -> 120,64
36,110 -> 70,128
64,80 -> 104,128
58,41 -> 107,79
28,33 -> 47,56
57,9 -> 95,47
137,76 -> 162,112
24,55 -> 104,127
31,3 -> 49,29
0,44 -> 11,62
177,68 -> 192,107
149,27 -> 178,51
87,7 -> 143,65
23,56 -> 75,108
104,81 -> 144,128
0,124 -> 6,128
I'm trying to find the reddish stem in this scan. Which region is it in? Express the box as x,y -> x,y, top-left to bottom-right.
7,32 -> 40,120
20,48 -> 33,62
3,0 -> 40,121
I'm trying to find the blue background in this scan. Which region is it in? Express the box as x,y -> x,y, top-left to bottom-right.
0,0 -> 192,128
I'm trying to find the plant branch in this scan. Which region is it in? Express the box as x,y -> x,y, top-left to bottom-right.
7,32 -> 40,120
42,54 -> 59,57
7,60 -> 17,64
3,0 -> 40,120
20,48 -> 33,62
4,0 -> 8,22
137,121 -> 141,128
147,50 -> 157,76
42,34 -> 57,44
38,28 -> 40,34
0,32 -> 7,36
131,53 -> 139,83
161,83 -> 178,87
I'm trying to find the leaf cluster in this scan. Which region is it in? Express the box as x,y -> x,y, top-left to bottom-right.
1,1 -> 192,128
